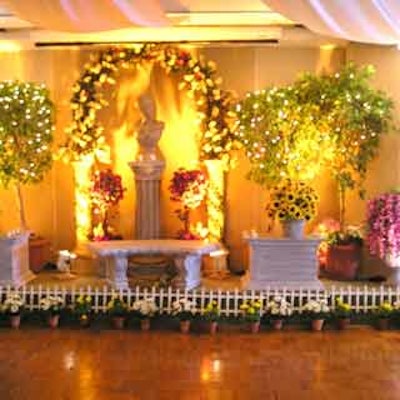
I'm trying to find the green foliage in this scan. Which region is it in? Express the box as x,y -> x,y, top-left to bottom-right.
297,63 -> 394,197
237,85 -> 327,186
0,81 -> 54,188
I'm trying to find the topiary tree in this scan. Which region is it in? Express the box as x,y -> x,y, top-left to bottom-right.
0,81 -> 54,231
297,64 -> 394,229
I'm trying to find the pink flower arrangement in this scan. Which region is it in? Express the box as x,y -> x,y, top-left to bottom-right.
91,169 -> 125,206
169,168 -> 207,240
367,193 -> 400,259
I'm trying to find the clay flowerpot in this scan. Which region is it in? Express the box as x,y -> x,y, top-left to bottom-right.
112,316 -> 126,330
325,244 -> 362,280
337,318 -> 350,330
48,314 -> 60,329
180,320 -> 191,334
209,321 -> 218,335
249,321 -> 260,334
10,314 -> 21,329
140,318 -> 151,331
271,319 -> 284,331
311,319 -> 324,331
377,318 -> 389,330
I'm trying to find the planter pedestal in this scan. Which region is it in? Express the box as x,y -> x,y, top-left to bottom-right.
0,234 -> 35,287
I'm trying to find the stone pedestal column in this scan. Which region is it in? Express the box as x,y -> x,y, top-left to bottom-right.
129,160 -> 165,239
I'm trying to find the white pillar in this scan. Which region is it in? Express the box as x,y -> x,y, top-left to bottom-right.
129,160 -> 165,239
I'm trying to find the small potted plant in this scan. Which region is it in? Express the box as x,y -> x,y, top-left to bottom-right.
171,297 -> 196,333
203,300 -> 220,334
107,297 -> 129,329
74,295 -> 93,327
39,295 -> 64,328
265,296 -> 293,331
240,299 -> 263,333
302,299 -> 330,331
2,292 -> 24,329
324,223 -> 363,280
374,301 -> 394,330
334,298 -> 352,330
131,298 -> 158,331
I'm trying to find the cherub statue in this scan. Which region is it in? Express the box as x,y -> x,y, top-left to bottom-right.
136,92 -> 165,161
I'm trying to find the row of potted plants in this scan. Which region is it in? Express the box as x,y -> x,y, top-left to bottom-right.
2,293 -> 400,333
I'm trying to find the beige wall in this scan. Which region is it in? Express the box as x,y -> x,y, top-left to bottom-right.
0,43 -> 396,270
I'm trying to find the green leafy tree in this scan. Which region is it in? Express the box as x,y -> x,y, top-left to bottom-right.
297,64 -> 394,228
0,81 -> 54,230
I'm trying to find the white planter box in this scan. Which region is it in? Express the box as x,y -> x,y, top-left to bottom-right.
245,237 -> 323,290
0,234 -> 35,286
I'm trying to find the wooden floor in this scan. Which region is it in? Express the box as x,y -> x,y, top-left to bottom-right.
1,325 -> 400,399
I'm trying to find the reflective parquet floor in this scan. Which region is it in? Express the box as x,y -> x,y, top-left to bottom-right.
1,325 -> 400,400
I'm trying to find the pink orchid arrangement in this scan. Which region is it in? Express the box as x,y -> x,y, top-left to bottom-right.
367,193 -> 400,259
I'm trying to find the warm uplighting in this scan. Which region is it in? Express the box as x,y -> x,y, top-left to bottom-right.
0,40 -> 22,52
73,155 -> 94,245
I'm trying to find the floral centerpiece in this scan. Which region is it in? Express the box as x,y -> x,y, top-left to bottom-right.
367,193 -> 400,267
40,295 -> 64,328
266,179 -> 318,239
171,297 -> 197,333
169,168 -> 208,240
2,293 -> 24,328
240,299 -> 263,333
265,296 -> 293,330
302,299 -> 330,331
131,298 -> 158,331
74,295 -> 92,326
203,300 -> 221,334
90,168 -> 125,241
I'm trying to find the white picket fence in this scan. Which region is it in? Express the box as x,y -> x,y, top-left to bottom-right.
1,284 -> 400,316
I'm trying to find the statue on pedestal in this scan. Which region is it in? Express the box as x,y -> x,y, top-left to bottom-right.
136,93 -> 165,162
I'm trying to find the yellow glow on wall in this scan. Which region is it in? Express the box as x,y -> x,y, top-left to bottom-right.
73,155 -> 94,245
204,159 -> 225,241
0,41 -> 22,52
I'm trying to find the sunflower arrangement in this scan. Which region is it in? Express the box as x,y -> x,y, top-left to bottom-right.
266,179 -> 318,222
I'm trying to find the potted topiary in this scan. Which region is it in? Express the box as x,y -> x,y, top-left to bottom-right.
0,81 -> 54,285
297,64 -> 394,277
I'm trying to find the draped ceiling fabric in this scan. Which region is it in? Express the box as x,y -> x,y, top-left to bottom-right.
265,0 -> 400,45
3,0 -> 170,32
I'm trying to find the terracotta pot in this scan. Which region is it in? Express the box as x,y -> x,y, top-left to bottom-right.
209,321 -> 218,335
337,318 -> 350,330
377,318 -> 389,330
271,319 -> 284,331
48,314 -> 60,329
250,321 -> 260,334
325,244 -> 361,280
140,318 -> 151,331
180,320 -> 191,334
79,314 -> 90,328
112,316 -> 125,330
311,319 -> 324,331
10,314 -> 21,329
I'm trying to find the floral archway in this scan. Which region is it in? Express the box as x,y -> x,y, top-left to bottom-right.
60,43 -> 240,244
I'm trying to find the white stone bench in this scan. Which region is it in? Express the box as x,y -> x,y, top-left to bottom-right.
87,240 -> 221,290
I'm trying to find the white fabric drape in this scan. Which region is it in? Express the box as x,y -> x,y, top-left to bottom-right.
265,0 -> 400,45
3,0 -> 170,32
